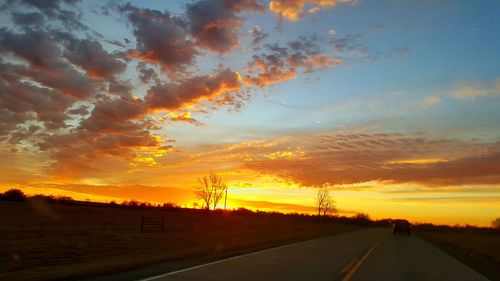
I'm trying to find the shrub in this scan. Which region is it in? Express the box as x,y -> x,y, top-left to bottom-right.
0,189 -> 27,202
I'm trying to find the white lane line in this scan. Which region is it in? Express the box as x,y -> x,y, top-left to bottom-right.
341,237 -> 383,281
136,234 -> 344,281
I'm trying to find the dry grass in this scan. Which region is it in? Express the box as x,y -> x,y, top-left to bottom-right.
0,201 -> 357,280
418,230 -> 500,280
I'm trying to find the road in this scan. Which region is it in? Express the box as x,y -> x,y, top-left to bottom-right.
134,228 -> 488,281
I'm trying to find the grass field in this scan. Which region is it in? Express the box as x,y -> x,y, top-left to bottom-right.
0,201 -> 358,281
418,230 -> 500,280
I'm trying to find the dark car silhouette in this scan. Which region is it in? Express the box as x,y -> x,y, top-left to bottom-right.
393,219 -> 411,235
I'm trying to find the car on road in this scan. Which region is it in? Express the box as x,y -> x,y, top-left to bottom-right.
393,219 -> 412,235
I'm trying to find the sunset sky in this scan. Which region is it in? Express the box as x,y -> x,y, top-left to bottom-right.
1,0 -> 499,226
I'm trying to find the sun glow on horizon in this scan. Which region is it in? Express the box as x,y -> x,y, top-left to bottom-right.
0,0 -> 499,229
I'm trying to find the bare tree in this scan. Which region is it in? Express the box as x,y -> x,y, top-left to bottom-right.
195,175 -> 213,210
315,187 -> 336,216
195,173 -> 227,210
212,183 -> 227,210
492,217 -> 500,229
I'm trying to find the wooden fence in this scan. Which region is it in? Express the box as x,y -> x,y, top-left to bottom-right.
140,217 -> 165,232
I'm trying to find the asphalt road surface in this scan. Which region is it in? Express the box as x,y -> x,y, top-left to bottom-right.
135,228 -> 489,281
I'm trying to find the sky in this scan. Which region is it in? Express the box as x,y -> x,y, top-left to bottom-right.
0,0 -> 499,226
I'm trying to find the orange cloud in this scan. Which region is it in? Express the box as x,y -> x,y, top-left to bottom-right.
244,67 -> 297,87
243,133 -> 500,186
145,68 -> 241,110
165,112 -> 204,126
269,0 -> 354,21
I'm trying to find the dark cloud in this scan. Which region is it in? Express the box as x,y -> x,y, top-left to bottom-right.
121,4 -> 198,71
329,34 -> 368,54
249,26 -> 268,46
329,34 -> 410,62
186,0 -> 264,53
19,0 -> 87,30
244,36 -> 340,87
108,79 -> 134,98
288,34 -> 321,55
0,63 -> 74,139
0,109 -> 30,140
0,28 -> 62,68
11,12 -> 45,26
18,61 -> 95,99
61,36 -> 127,78
137,62 -> 159,84
0,28 -> 95,99
145,68 -> 241,110
80,97 -> 148,133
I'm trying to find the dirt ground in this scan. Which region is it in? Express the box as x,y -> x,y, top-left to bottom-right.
418,230 -> 500,280
0,201 -> 358,280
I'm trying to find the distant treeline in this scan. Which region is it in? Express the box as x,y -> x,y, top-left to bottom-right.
1,188 -> 496,231
0,188 -> 181,210
413,222 -> 500,235
0,188 -> 382,225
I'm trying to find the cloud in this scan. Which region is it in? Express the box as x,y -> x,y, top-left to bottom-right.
186,0 -> 264,53
228,133 -> 500,187
145,68 -> 241,110
121,4 -> 198,71
329,34 -> 368,54
0,27 -> 62,68
66,105 -> 89,116
38,97 -> 168,177
18,0 -> 88,30
244,35 -> 341,87
308,7 -> 320,14
329,34 -> 410,62
452,78 -> 500,101
0,1 -> 347,180
415,96 -> 441,109
0,28 -> 96,99
61,36 -> 127,78
0,60 -> 76,137
79,97 -> 148,132
11,12 -> 45,26
269,0 -> 354,21
165,112 -> 204,127
137,62 -> 159,84
249,26 -> 268,46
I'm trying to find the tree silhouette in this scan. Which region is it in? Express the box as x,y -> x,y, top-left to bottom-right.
315,187 -> 336,216
0,189 -> 27,201
195,173 -> 227,210
353,212 -> 371,225
492,217 -> 500,229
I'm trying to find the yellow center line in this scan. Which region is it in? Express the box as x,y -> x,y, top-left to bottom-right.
341,236 -> 383,281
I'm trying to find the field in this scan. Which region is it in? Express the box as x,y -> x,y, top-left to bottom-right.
0,201 -> 358,281
418,230 -> 500,280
